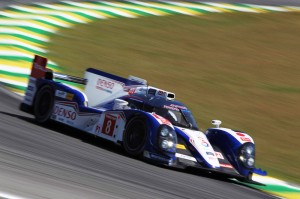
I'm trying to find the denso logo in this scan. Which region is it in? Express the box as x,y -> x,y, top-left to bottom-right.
97,78 -> 115,89
53,106 -> 77,120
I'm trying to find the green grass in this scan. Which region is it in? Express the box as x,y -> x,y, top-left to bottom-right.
46,12 -> 300,184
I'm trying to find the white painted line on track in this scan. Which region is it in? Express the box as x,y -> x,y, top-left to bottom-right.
125,0 -> 196,15
100,1 -> 162,16
0,12 -> 71,27
62,1 -> 137,18
161,1 -> 222,12
9,5 -> 88,23
35,3 -> 108,19
245,4 -> 290,12
0,28 -> 49,42
0,20 -> 55,32
0,65 -> 30,74
253,174 -> 300,191
285,6 -> 300,11
0,51 -> 34,58
0,39 -> 47,53
202,2 -> 259,12
0,78 -> 27,87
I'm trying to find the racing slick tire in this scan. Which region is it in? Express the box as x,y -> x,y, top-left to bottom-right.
123,117 -> 147,157
34,85 -> 54,124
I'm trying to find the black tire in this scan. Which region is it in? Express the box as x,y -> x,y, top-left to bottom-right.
239,172 -> 253,182
246,172 -> 253,181
123,117 -> 147,157
34,85 -> 54,123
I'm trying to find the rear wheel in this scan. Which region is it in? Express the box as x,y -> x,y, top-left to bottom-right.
123,117 -> 147,157
34,85 -> 54,123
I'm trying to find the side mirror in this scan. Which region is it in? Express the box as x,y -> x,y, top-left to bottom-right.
212,120 -> 222,128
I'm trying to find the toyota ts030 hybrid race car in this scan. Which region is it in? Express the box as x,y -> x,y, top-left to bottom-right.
20,55 -> 266,184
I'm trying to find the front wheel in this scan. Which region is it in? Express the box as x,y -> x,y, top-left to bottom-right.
123,117 -> 147,157
34,85 -> 54,123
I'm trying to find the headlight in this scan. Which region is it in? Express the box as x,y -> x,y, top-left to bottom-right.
160,126 -> 169,137
161,140 -> 174,149
157,125 -> 177,153
239,143 -> 255,168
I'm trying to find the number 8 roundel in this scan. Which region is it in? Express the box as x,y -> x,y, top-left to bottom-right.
102,114 -> 117,136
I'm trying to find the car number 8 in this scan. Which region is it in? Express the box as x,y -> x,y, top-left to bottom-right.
105,120 -> 112,134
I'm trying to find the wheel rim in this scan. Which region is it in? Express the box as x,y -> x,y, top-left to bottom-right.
126,121 -> 146,151
38,91 -> 52,116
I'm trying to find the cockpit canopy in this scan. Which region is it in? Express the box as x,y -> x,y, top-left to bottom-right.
123,89 -> 199,130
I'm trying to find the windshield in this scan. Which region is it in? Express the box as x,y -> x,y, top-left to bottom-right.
153,107 -> 199,130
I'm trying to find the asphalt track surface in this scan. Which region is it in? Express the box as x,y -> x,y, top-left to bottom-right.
0,0 -> 292,198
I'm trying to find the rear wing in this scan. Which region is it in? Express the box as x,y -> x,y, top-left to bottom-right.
54,72 -> 87,85
22,55 -> 86,106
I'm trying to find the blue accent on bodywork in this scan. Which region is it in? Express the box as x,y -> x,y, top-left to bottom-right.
253,168 -> 267,176
206,129 -> 253,177
86,68 -> 144,86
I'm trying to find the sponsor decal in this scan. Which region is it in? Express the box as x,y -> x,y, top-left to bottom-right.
241,137 -> 251,142
163,105 -> 179,111
215,152 -> 224,159
236,132 -> 245,136
96,78 -> 114,93
220,163 -> 233,169
55,90 -> 67,98
128,88 -> 136,95
176,144 -> 186,150
95,124 -> 101,134
53,105 -> 77,120
55,90 -> 74,100
97,78 -> 115,89
66,93 -> 74,100
169,104 -> 187,110
123,87 -> 137,95
236,132 -> 251,142
85,118 -> 97,128
152,113 -> 172,126
163,104 -> 187,111
95,78 -> 125,94
175,153 -> 197,162
189,137 -> 195,144
198,137 -> 209,147
101,114 -> 117,136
